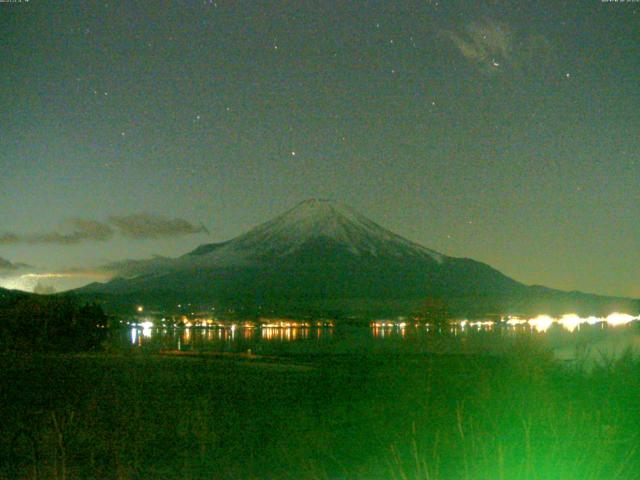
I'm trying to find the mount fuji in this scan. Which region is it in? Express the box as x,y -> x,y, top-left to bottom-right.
76,200 -> 638,318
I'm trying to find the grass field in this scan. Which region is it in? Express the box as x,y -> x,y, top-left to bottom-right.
1,340 -> 639,479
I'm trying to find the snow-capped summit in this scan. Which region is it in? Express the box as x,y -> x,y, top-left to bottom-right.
191,198 -> 443,263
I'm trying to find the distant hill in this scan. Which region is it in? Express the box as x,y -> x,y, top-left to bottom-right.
0,287 -> 30,306
0,288 -> 107,351
74,199 -> 639,318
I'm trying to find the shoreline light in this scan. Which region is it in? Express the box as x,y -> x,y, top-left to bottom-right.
606,312 -> 638,327
558,314 -> 582,333
528,315 -> 554,333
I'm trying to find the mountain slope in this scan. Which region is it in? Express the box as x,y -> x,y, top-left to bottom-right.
188,199 -> 445,263
77,200 -> 639,317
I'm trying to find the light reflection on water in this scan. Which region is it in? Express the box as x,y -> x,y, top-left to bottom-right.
123,318 -> 640,364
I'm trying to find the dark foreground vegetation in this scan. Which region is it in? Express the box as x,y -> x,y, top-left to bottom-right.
1,342 -> 639,479
0,295 -> 106,351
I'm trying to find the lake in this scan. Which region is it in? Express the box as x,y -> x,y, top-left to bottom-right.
119,317 -> 640,366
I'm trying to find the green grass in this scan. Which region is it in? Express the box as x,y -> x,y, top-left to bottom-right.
1,341 -> 639,479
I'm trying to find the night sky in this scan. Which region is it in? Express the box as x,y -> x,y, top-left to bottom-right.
1,0 -> 638,297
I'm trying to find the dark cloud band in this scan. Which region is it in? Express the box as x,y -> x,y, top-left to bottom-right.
0,220 -> 114,245
0,214 -> 207,246
108,214 -> 208,239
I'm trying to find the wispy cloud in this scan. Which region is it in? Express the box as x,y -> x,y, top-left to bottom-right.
0,214 -> 208,246
443,18 -> 512,73
443,17 -> 557,76
108,214 -> 208,239
0,220 -> 114,245
0,256 -> 30,274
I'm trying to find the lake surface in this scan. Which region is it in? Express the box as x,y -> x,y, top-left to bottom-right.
118,319 -> 640,366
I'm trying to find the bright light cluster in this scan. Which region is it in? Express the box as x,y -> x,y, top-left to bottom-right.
521,312 -> 640,333
528,315 -> 555,333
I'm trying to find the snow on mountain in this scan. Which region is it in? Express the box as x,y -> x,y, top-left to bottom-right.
195,199 -> 443,261
109,199 -> 444,278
